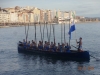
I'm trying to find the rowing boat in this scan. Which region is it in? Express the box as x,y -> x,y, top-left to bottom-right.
18,43 -> 90,61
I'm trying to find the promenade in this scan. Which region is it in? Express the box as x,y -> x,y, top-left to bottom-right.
0,21 -> 100,28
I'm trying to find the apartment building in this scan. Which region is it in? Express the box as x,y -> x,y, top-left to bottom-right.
0,10 -> 10,23
40,10 -> 44,23
47,10 -> 52,22
32,7 -> 40,22
10,12 -> 18,23
63,12 -> 69,19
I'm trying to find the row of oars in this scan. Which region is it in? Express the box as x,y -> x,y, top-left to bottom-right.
25,22 -> 56,44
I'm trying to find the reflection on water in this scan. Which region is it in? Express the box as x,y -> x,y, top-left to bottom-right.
0,22 -> 100,75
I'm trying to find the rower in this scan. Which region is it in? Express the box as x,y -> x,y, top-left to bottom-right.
57,43 -> 60,52
45,42 -> 50,51
32,42 -> 37,49
50,42 -> 54,51
38,41 -> 43,50
40,41 -> 43,50
44,41 -> 47,50
38,41 -> 40,49
32,40 -> 34,43
76,37 -> 83,52
23,39 -> 26,45
30,40 -> 34,48
59,43 -> 65,52
26,41 -> 30,49
22,39 -> 27,49
65,43 -> 70,52
52,43 -> 57,52
59,44 -> 62,52
62,43 -> 65,52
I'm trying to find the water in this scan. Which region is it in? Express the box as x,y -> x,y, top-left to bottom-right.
0,22 -> 100,75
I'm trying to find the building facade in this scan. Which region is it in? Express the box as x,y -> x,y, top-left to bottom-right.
0,10 -> 10,23
10,12 -> 18,23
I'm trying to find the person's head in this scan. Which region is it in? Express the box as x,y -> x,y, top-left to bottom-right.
32,40 -> 34,43
28,41 -> 30,44
45,41 -> 47,44
80,37 -> 82,40
51,42 -> 53,44
58,43 -> 60,45
40,41 -> 42,43
39,41 -> 41,43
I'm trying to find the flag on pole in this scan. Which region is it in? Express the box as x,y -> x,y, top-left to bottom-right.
68,11 -> 76,39
68,20 -> 76,39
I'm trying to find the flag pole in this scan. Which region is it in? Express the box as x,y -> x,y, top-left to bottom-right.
69,11 -> 70,47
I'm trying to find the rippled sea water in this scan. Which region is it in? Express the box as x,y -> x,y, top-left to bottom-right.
0,22 -> 100,75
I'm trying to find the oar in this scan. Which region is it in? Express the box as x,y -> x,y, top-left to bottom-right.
71,45 -> 100,61
90,55 -> 100,61
71,45 -> 78,50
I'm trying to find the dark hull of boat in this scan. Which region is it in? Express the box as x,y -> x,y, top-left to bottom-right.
18,45 -> 90,61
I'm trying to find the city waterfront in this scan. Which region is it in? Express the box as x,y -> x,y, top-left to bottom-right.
1,6 -> 100,26
0,22 -> 100,75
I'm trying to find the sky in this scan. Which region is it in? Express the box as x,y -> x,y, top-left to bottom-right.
0,0 -> 100,17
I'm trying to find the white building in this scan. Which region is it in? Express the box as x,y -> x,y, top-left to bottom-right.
69,11 -> 77,23
0,10 -> 10,23
10,12 -> 18,23
63,12 -> 69,19
0,10 -> 19,23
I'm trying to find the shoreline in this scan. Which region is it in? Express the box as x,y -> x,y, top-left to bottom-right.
75,21 -> 100,24
0,21 -> 100,28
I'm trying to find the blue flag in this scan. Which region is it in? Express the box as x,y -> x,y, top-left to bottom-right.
68,21 -> 76,39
